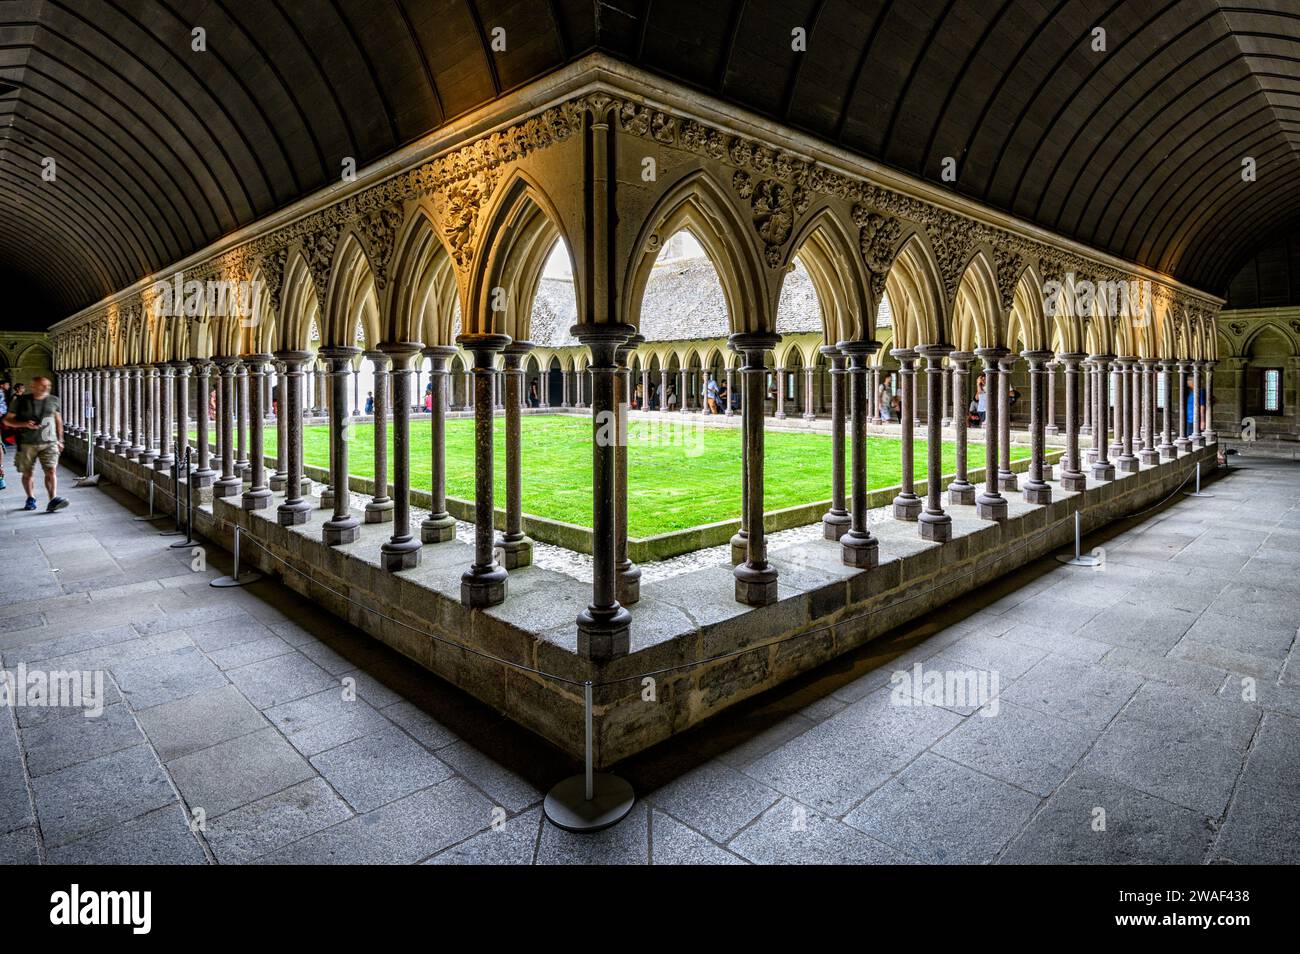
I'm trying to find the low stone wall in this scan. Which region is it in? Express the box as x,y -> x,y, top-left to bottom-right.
64,435 -> 1219,768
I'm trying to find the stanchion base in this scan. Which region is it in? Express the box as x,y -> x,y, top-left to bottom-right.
158,528 -> 185,536
133,513 -> 166,522
1055,553 -> 1102,567
544,773 -> 635,833
1184,492 -> 1215,498
168,537 -> 196,549
211,572 -> 263,588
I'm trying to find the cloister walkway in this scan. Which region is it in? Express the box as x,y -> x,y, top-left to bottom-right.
2,458 -> 1298,864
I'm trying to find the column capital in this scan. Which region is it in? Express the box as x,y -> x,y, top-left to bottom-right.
616,333 -> 645,367
379,342 -> 423,365
213,355 -> 241,372
1114,355 -> 1138,367
272,349 -> 313,367
361,348 -> 391,364
1020,349 -> 1053,365
1056,352 -> 1086,365
729,331 -> 782,354
318,345 -> 362,368
1138,356 -> 1160,368
455,332 -> 512,363
502,339 -> 535,356
915,343 -> 954,365
889,347 -> 918,366
835,339 -> 882,356
239,352 -> 274,368
570,323 -> 634,368
973,346 -> 1010,363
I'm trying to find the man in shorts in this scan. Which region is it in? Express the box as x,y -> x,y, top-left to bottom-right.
3,376 -> 69,512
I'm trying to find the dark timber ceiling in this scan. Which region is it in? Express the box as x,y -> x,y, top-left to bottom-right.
2,0 -> 1299,331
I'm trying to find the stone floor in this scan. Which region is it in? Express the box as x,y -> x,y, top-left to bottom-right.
1,456 -> 1297,864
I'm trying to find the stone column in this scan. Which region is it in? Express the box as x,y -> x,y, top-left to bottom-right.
1021,350 -> 1052,505
1081,364 -> 1093,436
677,367 -> 688,413
918,344 -> 955,540
1115,357 -> 1139,473
1139,359 -> 1159,464
235,362 -> 250,479
190,360 -> 216,486
241,356 -> 273,510
940,359 -> 952,427
947,352 -> 976,505
379,344 -> 422,571
724,367 -> 735,416
1090,356 -> 1117,479
140,365 -> 158,466
362,350 -> 394,524
975,348 -> 1008,520
129,366 -> 145,458
1175,362 -> 1191,453
640,368 -> 650,412
1203,360 -> 1216,443
154,363 -> 175,472
891,348 -> 921,519
731,332 -> 782,604
658,370 -> 668,411
320,347 -> 361,545
774,367 -> 787,419
173,360 -> 193,475
1109,366 -> 1123,459
998,355 -> 1018,491
839,340 -> 880,567
497,342 -> 534,569
615,335 -> 644,604
420,346 -> 458,543
1058,354 -> 1087,492
1158,361 -> 1176,459
910,368 -> 920,426
1191,361 -> 1206,447
270,361 -> 288,491
821,345 -> 850,539
109,368 -> 126,454
274,352 -> 311,524
213,358 -> 242,498
1045,361 -> 1058,435
457,335 -> 511,607
574,324 -> 635,656
802,366 -> 815,420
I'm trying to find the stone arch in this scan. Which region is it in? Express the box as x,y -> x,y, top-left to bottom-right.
952,251 -> 1002,351
624,169 -> 771,335
277,251 -> 321,352
782,205 -> 871,344
884,233 -> 946,349
387,206 -> 455,346
1008,268 -> 1050,352
322,231 -> 380,348
468,171 -> 574,340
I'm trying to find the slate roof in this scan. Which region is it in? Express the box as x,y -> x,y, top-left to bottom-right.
528,257 -> 892,349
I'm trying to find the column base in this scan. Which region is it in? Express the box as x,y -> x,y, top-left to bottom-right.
577,605 -> 631,661
153,456 -> 174,473
976,492 -> 1007,522
1158,444 -> 1176,460
821,511 -> 851,540
1192,436 -> 1206,448
1139,449 -> 1159,465
1116,456 -> 1139,474
1109,443 -> 1123,458
241,489 -> 272,510
380,539 -> 422,572
724,409 -> 734,417
322,516 -> 360,546
421,513 -> 457,544
840,531 -> 879,568
998,472 -> 1019,492
616,564 -> 641,606
918,512 -> 952,542
1059,472 -> 1088,492
213,478 -> 242,499
892,492 -> 922,520
802,412 -> 815,422
941,417 -> 952,427
1086,448 -> 1099,465
364,499 -> 395,524
1092,461 -> 1116,481
497,536 -> 534,570
277,501 -> 311,526
269,473 -> 287,491
129,445 -> 145,460
1175,438 -> 1192,453
775,411 -> 787,420
462,565 -> 508,608
320,489 -> 334,509
1079,425 -> 1092,436
1022,481 -> 1052,505
1042,462 -> 1054,480
947,480 -> 976,506
1045,425 -> 1059,436
730,531 -> 747,567
191,470 -> 216,489
1204,432 -> 1216,444
734,563 -> 779,606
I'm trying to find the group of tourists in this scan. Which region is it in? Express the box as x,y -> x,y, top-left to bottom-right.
0,376 -> 69,513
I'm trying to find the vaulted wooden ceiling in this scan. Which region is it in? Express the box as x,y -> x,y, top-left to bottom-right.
2,0 -> 1298,330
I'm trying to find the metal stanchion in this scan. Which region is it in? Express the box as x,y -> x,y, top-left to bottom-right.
1055,509 -> 1101,567
169,448 -> 196,549
543,680 -> 635,832
211,524 -> 263,587
159,450 -> 185,536
1184,461 -> 1214,498
132,475 -> 162,521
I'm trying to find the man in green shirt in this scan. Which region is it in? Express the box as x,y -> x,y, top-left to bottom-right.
3,376 -> 68,512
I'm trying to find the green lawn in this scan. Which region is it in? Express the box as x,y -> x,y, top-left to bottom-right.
248,414 -> 1025,538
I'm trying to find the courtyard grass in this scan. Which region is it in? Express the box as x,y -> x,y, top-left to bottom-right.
248,414 -> 1026,538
